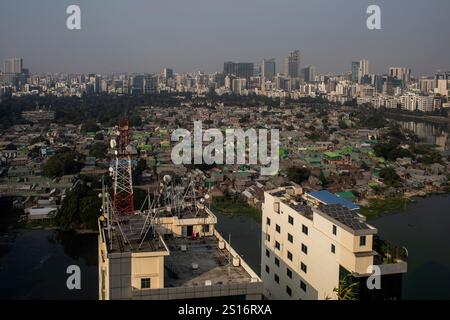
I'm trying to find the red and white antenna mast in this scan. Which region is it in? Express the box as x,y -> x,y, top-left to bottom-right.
110,119 -> 135,215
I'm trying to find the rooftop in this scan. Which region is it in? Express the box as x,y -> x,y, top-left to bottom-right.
100,217 -> 167,254
163,236 -> 257,288
308,190 -> 360,211
316,204 -> 376,234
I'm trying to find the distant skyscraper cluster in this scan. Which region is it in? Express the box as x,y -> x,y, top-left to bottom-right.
284,50 -> 301,78
223,62 -> 254,79
1,57 -> 28,90
262,59 -> 276,81
351,59 -> 369,84
1,54 -> 448,112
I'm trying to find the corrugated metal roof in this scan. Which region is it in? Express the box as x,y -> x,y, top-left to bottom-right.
309,190 -> 360,211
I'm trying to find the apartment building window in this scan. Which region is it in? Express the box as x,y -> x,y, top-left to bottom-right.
275,241 -> 281,250
287,251 -> 293,261
286,286 -> 292,297
288,215 -> 294,225
301,244 -> 308,255
275,257 -> 280,267
265,265 -> 270,274
300,280 -> 307,292
266,249 -> 270,258
274,274 -> 280,284
331,244 -> 336,254
202,224 -> 210,233
302,225 -> 308,235
274,202 -> 280,214
276,224 -> 281,233
301,262 -> 307,274
141,278 -> 151,289
266,217 -> 271,226
333,225 -> 337,235
287,268 -> 293,279
360,236 -> 367,246
288,233 -> 293,243
266,234 -> 271,242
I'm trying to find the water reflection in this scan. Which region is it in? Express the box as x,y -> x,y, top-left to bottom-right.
370,195 -> 450,300
0,229 -> 98,300
398,120 -> 450,153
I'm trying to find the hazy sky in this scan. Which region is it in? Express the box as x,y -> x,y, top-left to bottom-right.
0,0 -> 449,76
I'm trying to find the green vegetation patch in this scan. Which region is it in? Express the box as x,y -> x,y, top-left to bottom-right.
360,197 -> 411,220
212,196 -> 262,222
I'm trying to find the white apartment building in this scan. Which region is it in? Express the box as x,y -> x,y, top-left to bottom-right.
400,93 -> 435,112
261,186 -> 407,300
417,95 -> 434,112
401,93 -> 418,111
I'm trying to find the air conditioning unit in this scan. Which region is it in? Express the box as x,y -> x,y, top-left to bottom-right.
218,241 -> 225,250
192,263 -> 199,270
181,245 -> 187,251
232,256 -> 240,267
205,280 -> 212,286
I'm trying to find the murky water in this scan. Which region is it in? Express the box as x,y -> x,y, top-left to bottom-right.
1,195 -> 449,300
0,229 -> 98,300
370,195 -> 450,300
396,120 -> 450,155
215,195 -> 450,300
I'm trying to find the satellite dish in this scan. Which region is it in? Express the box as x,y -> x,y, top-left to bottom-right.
204,194 -> 210,200
109,167 -> 114,172
110,139 -> 117,149
116,131 -> 121,136
163,175 -> 172,184
126,145 -> 133,153
200,198 -> 205,203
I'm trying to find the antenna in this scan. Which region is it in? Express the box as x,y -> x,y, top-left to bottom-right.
111,119 -> 135,215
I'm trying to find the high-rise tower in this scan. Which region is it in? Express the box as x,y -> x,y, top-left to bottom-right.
284,50 -> 301,78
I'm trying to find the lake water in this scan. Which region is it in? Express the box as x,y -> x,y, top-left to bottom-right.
0,229 -> 98,300
215,195 -> 450,300
370,195 -> 450,300
1,195 -> 449,300
396,120 -> 450,154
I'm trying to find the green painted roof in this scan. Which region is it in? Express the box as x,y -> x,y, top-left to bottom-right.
336,191 -> 356,201
324,151 -> 342,160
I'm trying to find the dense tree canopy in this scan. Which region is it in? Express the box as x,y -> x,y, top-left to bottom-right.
56,179 -> 101,230
89,142 -> 108,159
379,167 -> 402,187
42,147 -> 83,178
287,167 -> 311,184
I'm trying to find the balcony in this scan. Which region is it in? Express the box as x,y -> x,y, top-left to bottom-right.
373,236 -> 408,275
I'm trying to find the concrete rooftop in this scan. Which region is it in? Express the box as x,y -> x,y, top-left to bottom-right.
163,236 -> 255,288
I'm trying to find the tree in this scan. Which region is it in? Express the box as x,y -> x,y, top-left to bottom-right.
334,274 -> 359,300
81,120 -> 100,133
42,148 -> 82,178
287,167 -> 311,184
133,158 -> 148,184
339,120 -> 349,129
94,132 -> 104,141
79,195 -> 102,229
56,178 -> 101,230
319,170 -> 328,186
379,167 -> 401,187
89,142 -> 108,159
360,162 -> 370,171
129,114 -> 142,127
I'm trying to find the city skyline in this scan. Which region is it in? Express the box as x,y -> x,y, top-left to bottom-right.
1,0 -> 449,76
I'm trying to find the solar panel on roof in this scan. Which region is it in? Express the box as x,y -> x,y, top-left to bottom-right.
317,203 -> 370,231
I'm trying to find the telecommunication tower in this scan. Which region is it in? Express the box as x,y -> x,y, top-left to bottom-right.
110,119 -> 135,215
